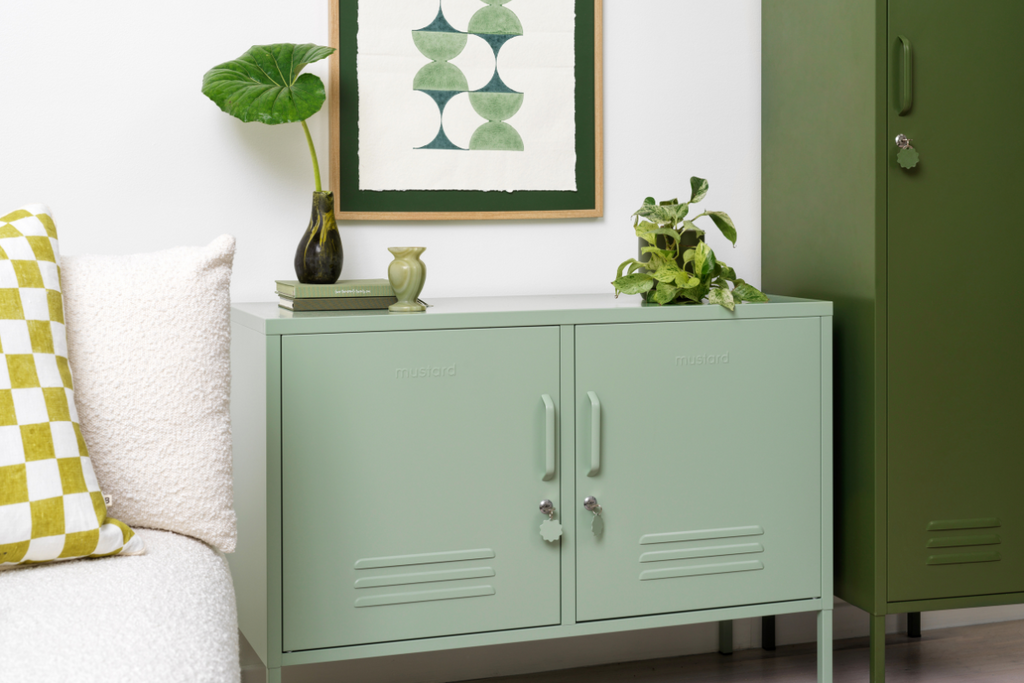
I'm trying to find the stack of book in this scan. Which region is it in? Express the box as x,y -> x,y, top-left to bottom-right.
276,278 -> 405,312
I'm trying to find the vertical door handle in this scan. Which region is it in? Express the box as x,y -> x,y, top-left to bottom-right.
898,35 -> 913,116
587,391 -> 601,477
541,394 -> 556,481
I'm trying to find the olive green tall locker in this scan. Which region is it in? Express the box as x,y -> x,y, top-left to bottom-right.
763,2 -> 1024,681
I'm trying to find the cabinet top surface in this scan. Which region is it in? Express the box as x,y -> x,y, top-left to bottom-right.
232,293 -> 831,336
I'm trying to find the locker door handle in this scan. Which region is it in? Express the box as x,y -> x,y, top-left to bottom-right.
541,394 -> 556,481
898,35 -> 913,116
587,391 -> 601,477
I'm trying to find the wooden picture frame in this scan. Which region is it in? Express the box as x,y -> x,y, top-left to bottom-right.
328,0 -> 603,221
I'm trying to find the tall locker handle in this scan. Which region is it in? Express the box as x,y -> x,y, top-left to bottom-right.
541,394 -> 556,481
587,391 -> 601,477
898,35 -> 913,116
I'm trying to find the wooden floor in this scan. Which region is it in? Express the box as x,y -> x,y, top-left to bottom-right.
463,620 -> 1024,683
244,619 -> 1024,682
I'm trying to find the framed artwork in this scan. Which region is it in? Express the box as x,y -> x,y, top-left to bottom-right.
328,0 -> 603,220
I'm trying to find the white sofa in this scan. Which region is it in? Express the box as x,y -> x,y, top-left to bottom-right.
0,529 -> 239,682
0,234 -> 241,683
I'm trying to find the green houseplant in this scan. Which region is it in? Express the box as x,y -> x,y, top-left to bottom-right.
202,43 -> 340,284
612,177 -> 768,311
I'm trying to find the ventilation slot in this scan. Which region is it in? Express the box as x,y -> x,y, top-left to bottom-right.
924,519 -> 1004,567
354,548 -> 495,570
640,542 -> 764,564
641,560 -> 764,582
354,567 -> 495,589
926,535 -> 1000,549
636,526 -> 766,582
926,552 -> 1001,566
354,548 -> 496,608
355,585 -> 495,608
926,518 -> 1000,532
639,525 -> 764,546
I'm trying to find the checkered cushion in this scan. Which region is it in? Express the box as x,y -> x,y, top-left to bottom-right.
0,205 -> 144,567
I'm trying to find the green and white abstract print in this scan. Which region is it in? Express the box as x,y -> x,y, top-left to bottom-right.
357,0 -> 577,192
413,1 -> 525,152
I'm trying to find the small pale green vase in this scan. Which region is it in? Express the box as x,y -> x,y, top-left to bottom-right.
387,247 -> 427,313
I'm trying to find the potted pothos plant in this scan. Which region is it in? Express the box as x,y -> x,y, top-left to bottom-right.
612,177 -> 768,311
202,43 -> 341,284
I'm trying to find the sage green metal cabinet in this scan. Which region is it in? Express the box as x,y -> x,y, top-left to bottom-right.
763,3 -> 1024,681
229,295 -> 834,683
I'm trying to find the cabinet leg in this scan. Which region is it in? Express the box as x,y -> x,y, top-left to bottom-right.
907,612 -> 921,638
267,668 -> 282,683
870,614 -> 886,683
762,615 -> 777,651
817,609 -> 833,683
718,620 -> 733,655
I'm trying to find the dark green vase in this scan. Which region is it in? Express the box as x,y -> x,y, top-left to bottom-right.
294,191 -> 343,284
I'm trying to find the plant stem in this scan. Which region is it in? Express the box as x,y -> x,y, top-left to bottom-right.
301,119 -> 322,193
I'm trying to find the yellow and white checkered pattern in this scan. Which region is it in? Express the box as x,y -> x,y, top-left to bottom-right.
0,205 -> 142,567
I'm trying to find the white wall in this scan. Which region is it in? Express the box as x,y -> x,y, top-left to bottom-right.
0,0 -> 760,303
4,1 -> 1022,680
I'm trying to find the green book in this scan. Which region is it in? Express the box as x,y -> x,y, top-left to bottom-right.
279,295 -> 397,312
275,278 -> 394,299
278,297 -> 428,315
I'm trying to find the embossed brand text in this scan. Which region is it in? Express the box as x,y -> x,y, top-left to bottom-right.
395,365 -> 457,379
676,353 -> 730,366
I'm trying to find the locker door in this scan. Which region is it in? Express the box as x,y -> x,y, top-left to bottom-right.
575,318 -> 822,622
887,0 -> 1024,602
281,326 -> 561,650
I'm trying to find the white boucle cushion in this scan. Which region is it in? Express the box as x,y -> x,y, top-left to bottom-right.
60,236 -> 237,552
0,528 -> 240,683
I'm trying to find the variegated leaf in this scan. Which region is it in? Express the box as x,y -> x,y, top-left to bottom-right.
733,282 -> 770,303
707,211 -> 738,245
612,273 -> 656,296
708,286 -> 736,311
690,176 -> 709,204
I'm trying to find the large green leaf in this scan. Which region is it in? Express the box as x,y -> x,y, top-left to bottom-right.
652,263 -> 684,283
702,247 -> 718,276
733,281 -> 770,303
690,177 -> 709,203
649,205 -> 676,225
612,273 -> 656,296
202,43 -> 336,124
707,211 -> 738,245
695,242 -> 718,277
634,203 -> 657,219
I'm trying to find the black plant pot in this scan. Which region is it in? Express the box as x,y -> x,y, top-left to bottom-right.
294,191 -> 343,284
